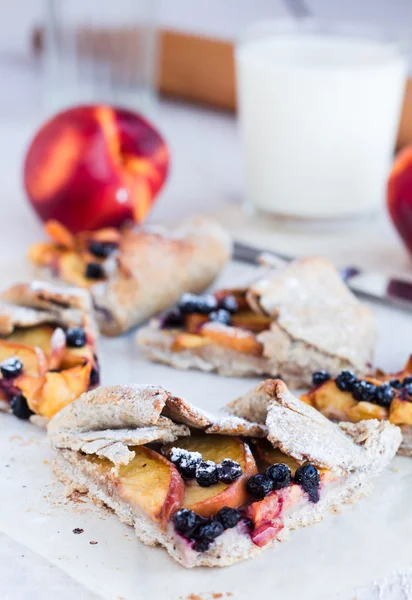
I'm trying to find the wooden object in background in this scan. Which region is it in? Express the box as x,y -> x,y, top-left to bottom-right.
32,26 -> 411,148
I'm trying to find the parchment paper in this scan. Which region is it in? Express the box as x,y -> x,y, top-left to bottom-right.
1,262 -> 412,600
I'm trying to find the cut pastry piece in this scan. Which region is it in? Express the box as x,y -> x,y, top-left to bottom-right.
137,256 -> 376,387
0,281 -> 99,422
28,217 -> 231,336
301,357 -> 412,456
48,380 -> 400,568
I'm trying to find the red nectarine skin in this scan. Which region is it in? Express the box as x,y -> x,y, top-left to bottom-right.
387,146 -> 412,255
24,105 -> 169,233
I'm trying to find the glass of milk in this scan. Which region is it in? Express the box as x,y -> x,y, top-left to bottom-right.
236,20 -> 407,224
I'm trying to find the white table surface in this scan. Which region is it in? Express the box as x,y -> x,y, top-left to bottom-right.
1,80 -> 412,599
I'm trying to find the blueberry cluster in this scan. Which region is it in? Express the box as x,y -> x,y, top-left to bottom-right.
312,369 -> 412,408
160,293 -> 239,329
173,506 -> 241,552
170,448 -> 243,486
246,462 -> 320,504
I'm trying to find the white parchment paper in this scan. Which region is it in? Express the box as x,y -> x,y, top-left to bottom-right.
1,262 -> 412,600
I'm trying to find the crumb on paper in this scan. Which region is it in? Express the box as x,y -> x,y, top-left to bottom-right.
391,466 -> 400,472
182,594 -> 233,600
43,460 -> 49,465
73,528 -> 84,534
90,541 -> 98,545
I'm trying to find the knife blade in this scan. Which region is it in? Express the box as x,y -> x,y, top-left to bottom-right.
233,241 -> 412,312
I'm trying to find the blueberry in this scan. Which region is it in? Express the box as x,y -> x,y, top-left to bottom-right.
191,520 -> 224,547
10,395 -> 34,420
170,448 -> 202,480
352,380 -> 377,403
403,376 -> 412,386
196,461 -> 219,487
335,370 -> 357,392
294,464 -> 320,503
85,262 -> 104,279
89,365 -> 100,387
246,474 -> 273,499
178,293 -> 218,315
159,308 -> 184,329
0,356 -> 23,379
88,241 -> 117,258
209,309 -> 232,326
404,383 -> 412,397
192,538 -> 212,552
216,507 -> 241,530
219,295 -> 238,313
65,327 -> 86,348
217,459 -> 242,483
173,509 -> 198,536
375,383 -> 395,407
389,379 -> 402,389
264,463 -> 291,490
312,371 -> 330,387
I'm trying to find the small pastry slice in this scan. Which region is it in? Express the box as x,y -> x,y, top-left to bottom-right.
28,217 -> 231,336
301,356 -> 412,456
0,281 -> 99,423
137,256 -> 376,387
48,380 -> 400,568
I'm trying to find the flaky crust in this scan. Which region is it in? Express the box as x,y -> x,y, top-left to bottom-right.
137,256 -> 376,387
48,382 -> 400,567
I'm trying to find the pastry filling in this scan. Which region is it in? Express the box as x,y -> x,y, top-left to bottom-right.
303,362 -> 412,426
160,291 -> 272,355
0,324 -> 99,419
83,433 -> 334,553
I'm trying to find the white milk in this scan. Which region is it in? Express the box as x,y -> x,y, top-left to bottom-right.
236,32 -> 407,220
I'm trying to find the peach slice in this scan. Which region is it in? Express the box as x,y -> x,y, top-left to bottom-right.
58,252 -> 91,287
214,289 -> 250,311
389,397 -> 412,426
171,333 -> 210,352
6,325 -> 55,355
253,441 -> 300,474
184,313 -> 208,334
348,401 -> 388,422
164,434 -> 258,518
0,340 -> 47,377
302,380 -> 357,422
115,446 -> 184,526
200,325 -> 263,356
231,311 -> 272,333
45,220 -> 75,250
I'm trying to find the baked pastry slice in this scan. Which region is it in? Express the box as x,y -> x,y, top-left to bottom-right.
28,217 -> 231,336
48,379 -> 400,568
0,281 -> 99,423
301,356 -> 412,456
137,256 -> 376,387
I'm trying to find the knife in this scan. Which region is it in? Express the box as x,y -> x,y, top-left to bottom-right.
233,241 -> 412,312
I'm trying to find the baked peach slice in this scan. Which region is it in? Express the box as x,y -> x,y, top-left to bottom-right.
253,440 -> 300,474
0,340 -> 47,377
164,434 -> 258,518
171,333 -> 210,352
231,311 -> 272,333
113,446 -> 184,527
389,397 -> 412,426
200,324 -> 263,356
5,325 -> 55,355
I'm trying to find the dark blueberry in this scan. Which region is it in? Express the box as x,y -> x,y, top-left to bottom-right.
173,509 -> 198,536
389,379 -> 402,389
191,519 -> 224,543
178,293 -> 218,315
192,538 -> 212,552
89,366 -> 100,387
311,371 -> 330,387
10,395 -> 34,420
294,464 -> 320,503
65,327 -> 87,348
219,295 -> 238,313
335,370 -> 357,392
170,449 -> 202,480
217,459 -> 242,483
352,380 -> 377,403
85,262 -> 105,279
209,309 -> 232,326
264,463 -> 291,490
246,474 -> 273,499
216,507 -> 241,530
195,461 -> 219,487
88,241 -> 117,258
403,376 -> 412,386
375,383 -> 395,407
0,356 -> 23,379
404,383 -> 412,397
159,308 -> 184,329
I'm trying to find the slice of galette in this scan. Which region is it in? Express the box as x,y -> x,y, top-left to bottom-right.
28,217 -> 231,336
48,380 -> 400,568
137,256 -> 376,387
0,280 -> 99,423
301,356 -> 412,456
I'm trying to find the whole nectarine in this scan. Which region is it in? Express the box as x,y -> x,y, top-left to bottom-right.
387,146 -> 412,254
24,105 -> 169,233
